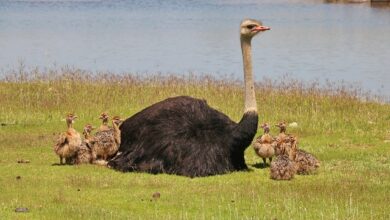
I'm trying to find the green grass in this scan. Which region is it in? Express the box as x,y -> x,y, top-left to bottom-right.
0,67 -> 389,219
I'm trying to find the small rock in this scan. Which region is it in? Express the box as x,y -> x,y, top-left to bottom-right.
17,159 -> 30,164
152,192 -> 161,199
15,207 -> 29,213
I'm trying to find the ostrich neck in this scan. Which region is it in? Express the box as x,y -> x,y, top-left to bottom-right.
230,36 -> 259,155
84,132 -> 91,140
66,121 -> 78,137
112,122 -> 120,132
112,122 -> 121,144
99,120 -> 110,131
241,37 -> 257,113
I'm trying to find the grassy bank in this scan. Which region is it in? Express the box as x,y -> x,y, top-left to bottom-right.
0,67 -> 389,219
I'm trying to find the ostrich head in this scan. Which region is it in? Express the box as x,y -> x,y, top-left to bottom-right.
99,112 -> 109,124
112,116 -> 123,127
276,121 -> 287,133
65,113 -> 77,126
83,124 -> 95,136
261,123 -> 270,134
240,19 -> 270,39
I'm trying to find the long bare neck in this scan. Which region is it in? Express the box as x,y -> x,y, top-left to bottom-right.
241,37 -> 257,113
230,36 -> 259,154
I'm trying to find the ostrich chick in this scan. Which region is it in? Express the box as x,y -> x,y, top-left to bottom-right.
92,116 -> 123,161
274,121 -> 294,156
253,123 -> 276,166
294,148 -> 320,175
270,136 -> 298,180
74,124 -> 95,165
53,113 -> 82,165
98,112 -> 110,131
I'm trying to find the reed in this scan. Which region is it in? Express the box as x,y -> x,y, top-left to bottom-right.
0,67 -> 389,219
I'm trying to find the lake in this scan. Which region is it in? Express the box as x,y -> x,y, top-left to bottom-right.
0,0 -> 389,98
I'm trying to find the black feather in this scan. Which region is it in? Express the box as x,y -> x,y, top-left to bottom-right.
108,96 -> 258,177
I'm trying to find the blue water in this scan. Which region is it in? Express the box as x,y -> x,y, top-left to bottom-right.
1,0 -> 389,97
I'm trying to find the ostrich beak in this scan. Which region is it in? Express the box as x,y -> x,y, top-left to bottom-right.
253,26 -> 271,32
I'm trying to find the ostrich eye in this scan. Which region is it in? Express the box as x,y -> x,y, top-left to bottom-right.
246,24 -> 256,29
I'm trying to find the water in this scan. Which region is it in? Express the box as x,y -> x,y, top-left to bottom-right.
1,0 -> 389,97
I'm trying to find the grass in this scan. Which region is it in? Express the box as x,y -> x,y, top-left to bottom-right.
0,66 -> 389,219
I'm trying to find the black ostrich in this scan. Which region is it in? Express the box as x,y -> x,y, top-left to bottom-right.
108,19 -> 270,177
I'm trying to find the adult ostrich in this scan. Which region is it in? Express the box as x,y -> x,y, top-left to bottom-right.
108,19 -> 270,177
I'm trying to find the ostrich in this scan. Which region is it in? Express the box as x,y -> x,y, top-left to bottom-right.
253,123 -> 276,167
274,121 -> 290,156
53,113 -> 82,165
92,116 -> 123,161
270,136 -> 298,180
294,141 -> 320,175
74,124 -> 95,165
98,112 -> 110,131
108,19 -> 270,177
276,121 -> 288,140
83,124 -> 95,146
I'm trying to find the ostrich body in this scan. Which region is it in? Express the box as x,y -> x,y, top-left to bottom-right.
92,116 -> 122,161
253,123 -> 276,166
108,19 -> 270,177
53,114 -> 82,165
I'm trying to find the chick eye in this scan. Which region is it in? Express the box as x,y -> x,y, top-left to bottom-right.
246,24 -> 256,29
